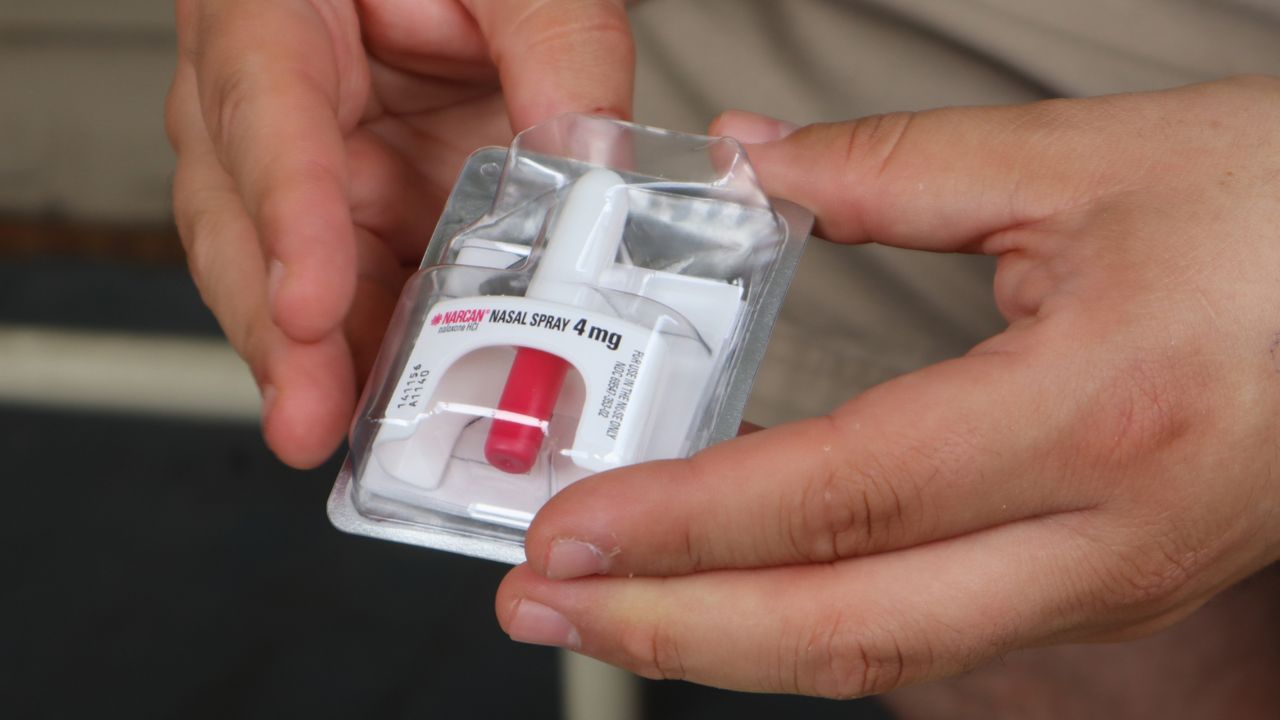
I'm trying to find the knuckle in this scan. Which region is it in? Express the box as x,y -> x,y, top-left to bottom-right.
794,613 -> 915,699
203,60 -> 257,158
1077,356 -> 1199,471
176,203 -> 257,356
1087,527 -> 1204,615
181,207 -> 219,276
255,184 -> 293,241
799,112 -> 919,238
792,463 -> 872,563
179,206 -> 224,293
253,157 -> 342,236
836,111 -> 917,182
522,0 -> 633,49
673,456 -> 709,570
789,418 -> 916,562
498,0 -> 634,83
617,616 -> 687,681
1105,548 -> 1196,613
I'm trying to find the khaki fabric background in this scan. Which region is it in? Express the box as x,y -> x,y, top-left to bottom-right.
628,0 -> 1280,426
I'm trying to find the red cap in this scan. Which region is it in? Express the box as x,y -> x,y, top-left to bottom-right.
484,348 -> 571,474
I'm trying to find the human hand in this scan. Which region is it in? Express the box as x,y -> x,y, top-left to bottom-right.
165,0 -> 633,467
496,77 -> 1280,697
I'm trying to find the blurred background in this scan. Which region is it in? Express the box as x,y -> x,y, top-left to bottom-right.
0,1 -> 885,717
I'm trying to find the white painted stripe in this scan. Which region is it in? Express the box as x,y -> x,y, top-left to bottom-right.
0,324 -> 260,422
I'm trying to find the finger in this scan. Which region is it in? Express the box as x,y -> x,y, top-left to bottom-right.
358,93 -> 513,260
525,345 -> 1087,579
169,61 -> 353,468
499,517 -> 1097,697
191,0 -> 365,343
168,61 -> 269,355
261,333 -> 356,468
345,127 -> 440,262
346,227 -> 412,384
710,101 -> 1148,251
356,0 -> 494,81
464,0 -> 635,128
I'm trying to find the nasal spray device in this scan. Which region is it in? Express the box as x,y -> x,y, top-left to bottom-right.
328,114 -> 813,563
485,169 -> 628,474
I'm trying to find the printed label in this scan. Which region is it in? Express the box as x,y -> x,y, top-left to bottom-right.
385,296 -> 659,468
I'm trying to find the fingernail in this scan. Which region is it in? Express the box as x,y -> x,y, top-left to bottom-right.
267,259 -> 286,308
507,599 -> 580,649
718,110 -> 800,144
545,539 -> 611,580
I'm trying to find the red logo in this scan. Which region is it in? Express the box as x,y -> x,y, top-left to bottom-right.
434,308 -> 489,326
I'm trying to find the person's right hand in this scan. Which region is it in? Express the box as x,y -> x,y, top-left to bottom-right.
165,0 -> 634,468
495,77 -> 1280,700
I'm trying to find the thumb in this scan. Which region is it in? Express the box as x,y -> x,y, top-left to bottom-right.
712,104 -> 1116,251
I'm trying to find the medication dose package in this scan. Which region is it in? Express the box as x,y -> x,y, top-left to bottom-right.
328,114 -> 813,563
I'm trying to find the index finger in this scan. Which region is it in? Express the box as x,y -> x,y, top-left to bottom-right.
186,0 -> 364,342
710,95 -> 1165,252
463,0 -> 635,128
524,345 -> 1091,580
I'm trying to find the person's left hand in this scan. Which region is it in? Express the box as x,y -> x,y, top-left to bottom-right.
495,76 -> 1280,697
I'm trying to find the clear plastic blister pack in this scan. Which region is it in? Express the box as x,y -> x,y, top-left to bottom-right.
327,114 -> 813,563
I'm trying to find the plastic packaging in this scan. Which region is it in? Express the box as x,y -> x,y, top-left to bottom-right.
327,114 -> 813,563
